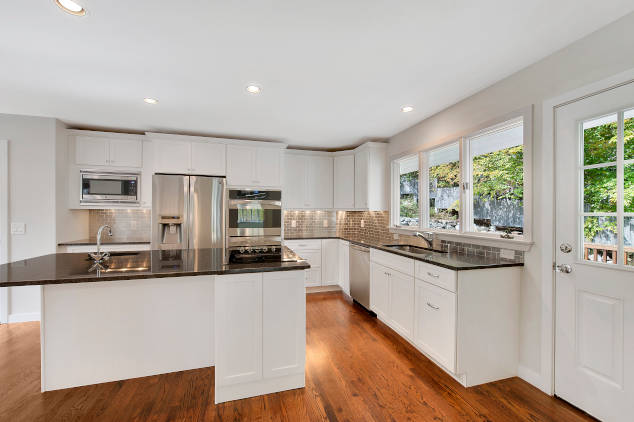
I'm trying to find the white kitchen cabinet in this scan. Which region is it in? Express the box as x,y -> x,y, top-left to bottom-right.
215,273 -> 263,387
321,239 -> 339,285
338,240 -> 350,294
354,142 -> 387,211
75,135 -> 143,169
190,142 -> 226,175
283,152 -> 333,209
227,145 -> 283,188
262,271 -> 306,378
388,269 -> 415,340
214,271 -> 305,403
370,247 -> 521,387
414,279 -> 456,372
370,262 -> 390,321
285,240 -> 322,287
152,138 -> 225,176
334,154 -> 355,209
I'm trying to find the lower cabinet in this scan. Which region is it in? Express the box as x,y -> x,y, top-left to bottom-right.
413,280 -> 456,372
370,263 -> 390,321
370,262 -> 414,340
338,240 -> 350,294
214,271 -> 305,403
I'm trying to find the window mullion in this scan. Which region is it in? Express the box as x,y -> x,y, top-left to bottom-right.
617,110 -> 624,265
420,151 -> 428,229
461,136 -> 472,234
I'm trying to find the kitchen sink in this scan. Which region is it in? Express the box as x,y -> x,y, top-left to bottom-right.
382,244 -> 446,255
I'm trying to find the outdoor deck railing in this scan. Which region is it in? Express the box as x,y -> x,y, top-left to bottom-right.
583,243 -> 634,265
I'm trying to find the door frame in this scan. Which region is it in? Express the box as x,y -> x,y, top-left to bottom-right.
541,68 -> 634,395
0,139 -> 8,324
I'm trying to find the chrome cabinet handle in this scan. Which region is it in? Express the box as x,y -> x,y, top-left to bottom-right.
427,271 -> 439,278
426,302 -> 439,310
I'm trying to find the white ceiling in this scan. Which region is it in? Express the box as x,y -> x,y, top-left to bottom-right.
1,1 -> 633,149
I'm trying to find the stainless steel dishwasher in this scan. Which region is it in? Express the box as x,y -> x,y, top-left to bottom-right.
349,244 -> 371,311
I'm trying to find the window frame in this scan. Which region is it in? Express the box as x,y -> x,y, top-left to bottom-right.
389,106 -> 533,250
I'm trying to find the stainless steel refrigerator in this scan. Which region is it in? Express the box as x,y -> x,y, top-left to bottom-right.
151,174 -> 225,250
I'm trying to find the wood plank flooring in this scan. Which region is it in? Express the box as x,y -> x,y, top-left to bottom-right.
0,292 -> 594,421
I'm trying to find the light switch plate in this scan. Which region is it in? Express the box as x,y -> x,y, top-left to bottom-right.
11,222 -> 26,235
393,233 -> 399,240
360,220 -> 365,228
500,249 -> 515,260
291,220 -> 297,228
323,220 -> 328,227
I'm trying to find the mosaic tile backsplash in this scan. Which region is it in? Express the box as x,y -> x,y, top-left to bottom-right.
89,209 -> 151,240
284,210 -> 523,262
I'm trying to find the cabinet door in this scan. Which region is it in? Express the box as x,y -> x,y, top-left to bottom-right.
321,239 -> 339,285
309,156 -> 333,209
284,155 -> 308,209
334,154 -> 355,209
190,142 -> 226,176
370,262 -> 390,320
255,147 -> 282,187
262,271 -> 305,378
389,270 -> 415,340
108,138 -> 143,168
304,268 -> 322,287
414,280 -> 456,372
75,136 -> 109,166
226,145 -> 255,186
215,273 -> 263,386
153,140 -> 191,174
338,240 -> 350,294
354,150 -> 369,209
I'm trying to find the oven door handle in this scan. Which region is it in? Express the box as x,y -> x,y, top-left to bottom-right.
228,203 -> 282,210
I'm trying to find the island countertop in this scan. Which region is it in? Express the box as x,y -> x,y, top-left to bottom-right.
0,247 -> 309,287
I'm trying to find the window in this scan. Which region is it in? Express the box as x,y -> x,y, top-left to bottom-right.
467,118 -> 524,235
580,109 -> 634,266
390,108 -> 531,243
395,155 -> 419,226
426,142 -> 460,231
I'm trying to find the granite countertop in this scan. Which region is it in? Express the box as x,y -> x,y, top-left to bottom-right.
58,237 -> 151,246
0,247 -> 309,288
285,234 -> 523,271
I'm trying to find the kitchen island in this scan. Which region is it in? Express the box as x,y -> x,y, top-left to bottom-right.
0,248 -> 309,403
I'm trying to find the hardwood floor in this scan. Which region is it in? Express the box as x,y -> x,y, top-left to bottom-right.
0,292 -> 594,422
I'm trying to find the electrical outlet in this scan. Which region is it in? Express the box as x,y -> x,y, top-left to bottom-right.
323,220 -> 328,227
500,249 -> 515,260
11,222 -> 26,235
360,220 -> 365,228
291,220 -> 297,228
393,233 -> 399,240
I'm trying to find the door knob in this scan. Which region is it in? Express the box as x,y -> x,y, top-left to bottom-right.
554,263 -> 572,273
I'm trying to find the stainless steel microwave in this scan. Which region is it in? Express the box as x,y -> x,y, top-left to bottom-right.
80,171 -> 140,204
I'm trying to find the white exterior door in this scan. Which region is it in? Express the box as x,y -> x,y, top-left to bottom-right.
554,81 -> 634,422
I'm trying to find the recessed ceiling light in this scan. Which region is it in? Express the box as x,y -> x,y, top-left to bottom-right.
143,98 -> 159,105
401,105 -> 414,113
246,84 -> 262,94
55,0 -> 86,16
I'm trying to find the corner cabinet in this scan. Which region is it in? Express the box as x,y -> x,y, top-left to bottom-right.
333,153 -> 355,209
214,271 -> 305,403
354,142 -> 387,210
227,144 -> 284,188
370,248 -> 521,387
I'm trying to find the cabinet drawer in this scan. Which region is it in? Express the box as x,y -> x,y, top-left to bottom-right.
285,239 -> 322,250
415,261 -> 457,293
296,249 -> 321,268
414,279 -> 456,372
371,249 -> 414,276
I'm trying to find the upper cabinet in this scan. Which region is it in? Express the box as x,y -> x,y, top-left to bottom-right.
283,152 -> 333,209
333,153 -> 355,209
227,144 -> 283,188
75,135 -> 143,169
354,142 -> 387,211
150,135 -> 226,176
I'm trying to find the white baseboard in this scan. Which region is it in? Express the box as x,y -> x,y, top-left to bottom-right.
8,312 -> 41,323
518,364 -> 548,394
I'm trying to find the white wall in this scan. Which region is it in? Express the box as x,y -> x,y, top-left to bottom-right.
388,12 -> 634,389
0,114 -> 57,321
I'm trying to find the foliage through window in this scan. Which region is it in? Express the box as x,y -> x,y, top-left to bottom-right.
427,143 -> 460,230
468,119 -> 524,235
397,155 -> 419,226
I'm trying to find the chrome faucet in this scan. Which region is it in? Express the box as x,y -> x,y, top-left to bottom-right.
89,225 -> 113,263
414,231 -> 434,249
